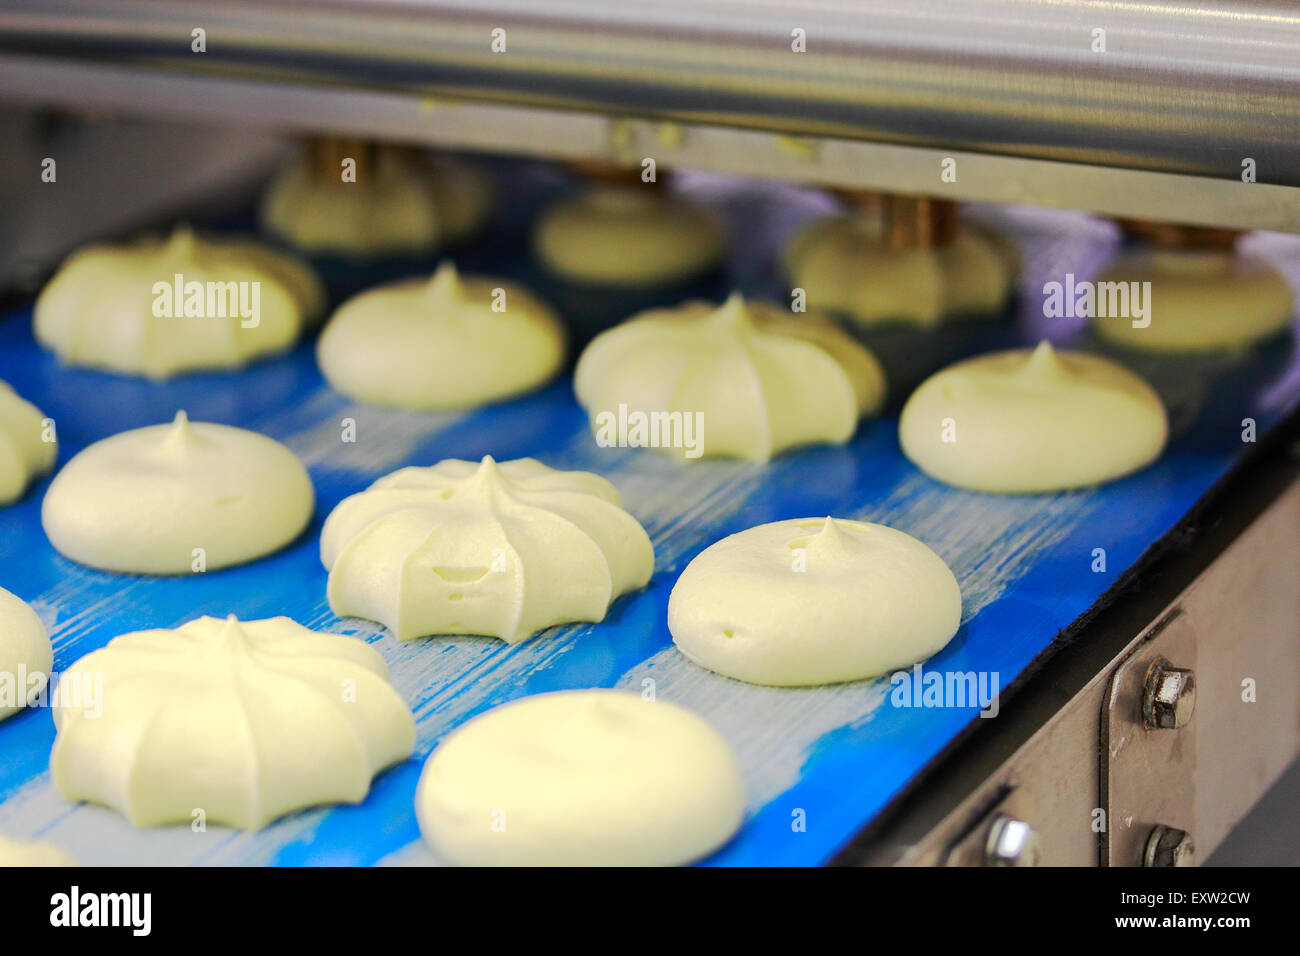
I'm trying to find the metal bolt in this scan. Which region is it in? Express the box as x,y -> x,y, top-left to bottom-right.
1143,657 -> 1196,729
984,815 -> 1041,866
1143,825 -> 1195,867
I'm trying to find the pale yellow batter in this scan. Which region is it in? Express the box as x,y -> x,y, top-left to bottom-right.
899,341 -> 1168,493
415,690 -> 745,865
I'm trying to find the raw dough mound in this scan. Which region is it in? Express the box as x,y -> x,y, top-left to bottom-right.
900,341 -> 1168,493
1092,250 -> 1294,352
784,216 -> 1013,326
533,185 -> 724,286
574,292 -> 886,461
0,833 -> 76,866
0,378 -> 56,506
261,149 -> 441,257
415,690 -> 745,865
0,586 -> 53,722
42,412 -> 314,574
668,517 -> 962,686
317,262 -> 565,409
321,456 -> 654,643
34,226 -> 321,379
50,615 -> 415,829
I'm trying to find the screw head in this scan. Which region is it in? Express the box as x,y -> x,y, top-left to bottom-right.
1143,658 -> 1196,729
1144,825 -> 1195,867
984,815 -> 1041,866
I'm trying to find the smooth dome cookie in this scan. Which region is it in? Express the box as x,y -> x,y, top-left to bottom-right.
533,186 -> 724,286
317,262 -> 565,409
900,341 -> 1168,493
322,456 -> 654,643
261,149 -> 440,258
34,226 -> 320,380
574,293 -> 886,462
51,615 -> 414,829
415,690 -> 744,866
0,587 -> 52,722
0,379 -> 56,506
1092,250 -> 1293,352
668,518 -> 962,686
784,216 -> 1013,326
42,412 -> 314,574
0,833 -> 76,867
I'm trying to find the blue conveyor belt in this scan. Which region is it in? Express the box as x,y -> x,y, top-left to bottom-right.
0,165 -> 1297,865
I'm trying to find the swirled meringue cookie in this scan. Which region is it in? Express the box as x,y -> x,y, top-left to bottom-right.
0,833 -> 77,867
533,185 -> 724,286
317,262 -> 565,409
261,149 -> 440,257
900,341 -> 1168,493
34,226 -> 322,379
1091,250 -> 1293,352
668,518 -> 962,686
322,456 -> 654,643
416,690 -> 744,866
0,379 -> 56,506
0,587 -> 52,722
574,293 -> 886,461
42,412 -> 314,574
784,216 -> 1013,326
51,615 -> 415,829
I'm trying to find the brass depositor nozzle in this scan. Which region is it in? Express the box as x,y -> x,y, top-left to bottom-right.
884,196 -> 958,251
566,158 -> 664,189
1119,219 -> 1240,252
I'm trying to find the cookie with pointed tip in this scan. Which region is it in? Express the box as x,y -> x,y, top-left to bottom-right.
668,517 -> 962,686
34,225 -> 322,379
0,587 -> 52,722
416,690 -> 745,865
0,378 -> 56,506
574,292 -> 886,461
900,341 -> 1168,493
42,412 -> 314,574
533,185 -> 724,286
0,833 -> 76,867
50,615 -> 415,829
317,262 -> 565,409
321,456 -> 654,643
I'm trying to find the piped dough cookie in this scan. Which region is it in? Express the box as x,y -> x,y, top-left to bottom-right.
415,690 -> 745,866
0,833 -> 76,867
533,185 -> 724,286
260,148 -> 441,257
0,587 -> 53,722
574,292 -> 886,461
34,226 -> 322,379
0,379 -> 56,506
42,412 -> 314,574
317,262 -> 565,409
321,456 -> 654,643
899,341 -> 1168,493
784,216 -> 1013,326
668,517 -> 962,686
1091,250 -> 1293,352
50,615 -> 415,829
